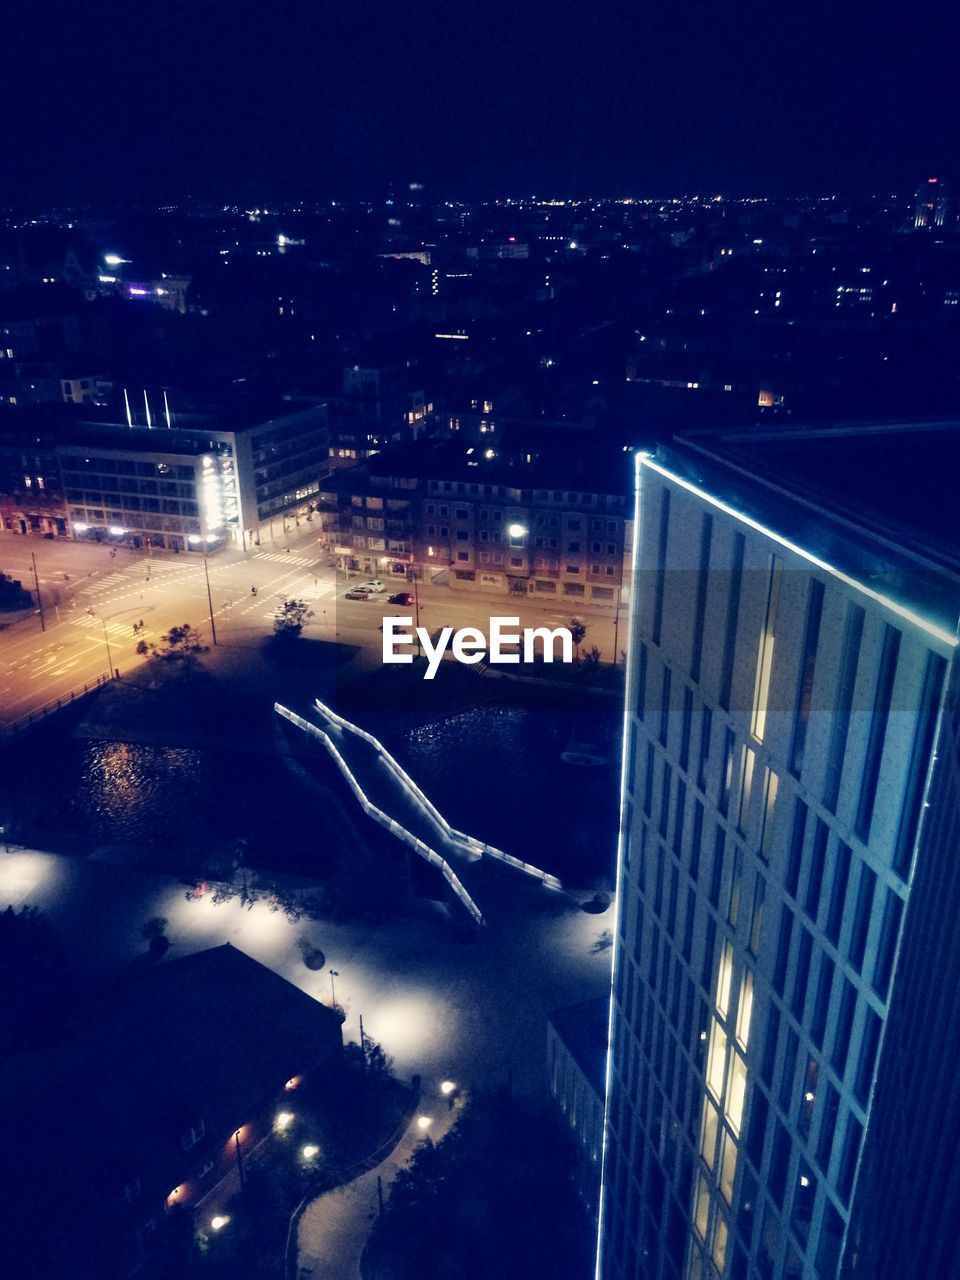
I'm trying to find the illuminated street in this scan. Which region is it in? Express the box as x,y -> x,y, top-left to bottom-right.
0,527 -> 621,728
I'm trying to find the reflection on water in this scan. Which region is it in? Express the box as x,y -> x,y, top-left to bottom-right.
2,730 -> 310,866
2,699 -> 620,887
390,703 -> 620,885
71,742 -> 210,843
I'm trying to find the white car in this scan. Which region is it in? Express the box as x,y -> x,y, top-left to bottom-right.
357,579 -> 386,593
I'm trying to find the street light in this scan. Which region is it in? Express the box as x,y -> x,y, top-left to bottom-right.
329,968 -> 340,1010
87,608 -> 115,676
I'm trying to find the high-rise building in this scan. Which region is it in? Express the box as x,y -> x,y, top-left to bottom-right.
598,428 -> 960,1280
913,177 -> 949,229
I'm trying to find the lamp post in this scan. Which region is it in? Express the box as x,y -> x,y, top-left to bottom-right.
329,968 -> 340,1010
30,552 -> 45,632
87,609 -> 114,676
203,558 -> 219,646
234,1128 -> 246,1187
411,564 -> 422,655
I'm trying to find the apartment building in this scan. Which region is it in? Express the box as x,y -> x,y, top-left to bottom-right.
318,437 -> 631,609
598,426 -> 960,1280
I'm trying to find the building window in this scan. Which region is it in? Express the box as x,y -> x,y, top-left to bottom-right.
854,624 -> 901,841
737,746 -> 756,836
789,580 -> 824,777
691,513 -> 713,682
680,687 -> 693,771
804,819 -> 828,924
848,863 -> 877,973
748,875 -> 765,957
718,728 -> 736,817
872,889 -> 904,1001
659,666 -> 671,746
751,556 -> 781,742
697,708 -> 713,792
718,533 -> 745,711
854,1007 -> 882,1106
826,842 -> 852,947
823,604 -> 865,813
786,799 -> 807,898
759,768 -> 778,860
652,489 -> 670,645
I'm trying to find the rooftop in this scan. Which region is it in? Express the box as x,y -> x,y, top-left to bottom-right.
668,420 -> 960,639
0,943 -> 341,1276
325,435 -> 633,498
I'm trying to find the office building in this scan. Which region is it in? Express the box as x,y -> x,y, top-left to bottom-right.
0,398 -> 329,550
598,426 -> 960,1280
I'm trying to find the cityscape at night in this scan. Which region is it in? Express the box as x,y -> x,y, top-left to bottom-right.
1,4 -> 959,1280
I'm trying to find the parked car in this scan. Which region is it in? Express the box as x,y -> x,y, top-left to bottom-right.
357,579 -> 386,593
345,587 -> 373,600
389,591 -> 414,606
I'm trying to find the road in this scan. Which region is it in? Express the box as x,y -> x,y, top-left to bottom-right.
0,529 -> 622,727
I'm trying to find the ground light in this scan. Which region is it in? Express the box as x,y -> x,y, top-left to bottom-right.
417,1115 -> 433,1131
275,1111 -> 294,1131
302,1144 -> 319,1159
210,1216 -> 229,1231
440,1081 -> 456,1096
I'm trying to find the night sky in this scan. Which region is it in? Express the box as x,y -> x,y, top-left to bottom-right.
4,0 -> 958,204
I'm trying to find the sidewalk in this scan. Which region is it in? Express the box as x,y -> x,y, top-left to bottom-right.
297,1099 -> 459,1280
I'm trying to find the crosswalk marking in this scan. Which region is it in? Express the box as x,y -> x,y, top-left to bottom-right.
71,616 -> 131,637
254,550 -> 318,567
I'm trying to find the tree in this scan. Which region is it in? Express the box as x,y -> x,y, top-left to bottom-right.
569,616 -> 587,660
139,624 -> 209,669
363,1091 -> 593,1280
273,597 -> 314,640
581,644 -> 602,673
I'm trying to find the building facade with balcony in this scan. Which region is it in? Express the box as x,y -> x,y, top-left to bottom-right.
317,438 -> 632,609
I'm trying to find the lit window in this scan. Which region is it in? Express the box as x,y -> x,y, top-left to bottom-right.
694,1173 -> 711,1240
700,1100 -> 719,1169
707,1019 -> 727,1100
759,768 -> 778,858
716,943 -> 734,1020
737,746 -> 756,835
719,1130 -> 737,1204
726,1053 -> 748,1135
736,971 -> 754,1049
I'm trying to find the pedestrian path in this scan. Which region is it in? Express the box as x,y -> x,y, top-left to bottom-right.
71,615 -> 130,637
275,699 -> 564,926
255,550 -> 318,567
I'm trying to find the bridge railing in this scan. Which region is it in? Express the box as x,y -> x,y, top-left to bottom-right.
312,696 -> 563,892
275,703 -> 484,926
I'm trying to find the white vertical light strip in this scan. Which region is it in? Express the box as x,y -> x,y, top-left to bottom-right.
123,387 -> 132,428
595,450 -> 647,1280
143,389 -> 152,429
163,389 -> 172,429
640,456 -> 957,649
